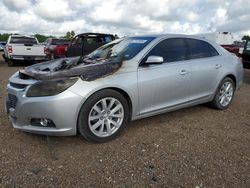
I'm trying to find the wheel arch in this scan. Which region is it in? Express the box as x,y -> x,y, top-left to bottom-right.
77,86 -> 133,122
225,74 -> 236,87
212,73 -> 237,99
100,87 -> 133,120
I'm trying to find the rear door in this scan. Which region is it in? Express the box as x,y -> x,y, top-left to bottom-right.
185,38 -> 221,100
138,38 -> 192,115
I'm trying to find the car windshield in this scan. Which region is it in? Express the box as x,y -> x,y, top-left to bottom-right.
10,37 -> 38,44
87,37 -> 156,61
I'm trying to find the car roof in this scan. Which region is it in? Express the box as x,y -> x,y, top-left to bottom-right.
127,34 -> 219,45
131,34 -> 209,40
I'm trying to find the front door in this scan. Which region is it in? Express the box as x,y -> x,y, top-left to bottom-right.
137,38 -> 192,115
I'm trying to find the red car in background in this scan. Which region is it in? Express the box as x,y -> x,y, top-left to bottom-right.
54,44 -> 69,59
221,45 -> 241,57
44,38 -> 70,59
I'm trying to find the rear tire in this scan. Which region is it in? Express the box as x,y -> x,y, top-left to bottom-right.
78,89 -> 129,143
210,77 -> 235,110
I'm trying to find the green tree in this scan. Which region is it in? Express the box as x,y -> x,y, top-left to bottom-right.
34,34 -> 47,43
70,30 -> 75,37
65,31 -> 75,39
0,33 -> 11,41
242,35 -> 250,41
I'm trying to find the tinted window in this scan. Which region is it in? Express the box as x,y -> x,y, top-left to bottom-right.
147,38 -> 187,62
71,36 -> 82,45
10,37 -> 37,44
104,36 -> 113,42
86,37 -> 104,44
209,45 -> 219,56
185,39 -> 218,59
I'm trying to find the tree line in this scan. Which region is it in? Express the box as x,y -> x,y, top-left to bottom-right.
0,31 -> 76,43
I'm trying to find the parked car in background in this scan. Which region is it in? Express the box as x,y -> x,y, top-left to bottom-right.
0,44 -> 5,51
6,34 -> 243,142
44,38 -> 70,59
66,33 -> 116,57
242,39 -> 250,68
53,44 -> 68,59
0,41 -> 6,51
3,35 -> 48,66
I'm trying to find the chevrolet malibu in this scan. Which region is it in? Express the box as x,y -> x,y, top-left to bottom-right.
6,35 -> 244,142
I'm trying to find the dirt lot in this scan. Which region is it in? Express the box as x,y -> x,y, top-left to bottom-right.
0,54 -> 250,187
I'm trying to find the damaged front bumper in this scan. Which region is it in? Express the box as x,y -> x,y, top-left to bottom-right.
6,80 -> 85,136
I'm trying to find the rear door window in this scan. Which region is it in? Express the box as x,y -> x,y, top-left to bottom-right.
147,38 -> 188,63
185,38 -> 219,59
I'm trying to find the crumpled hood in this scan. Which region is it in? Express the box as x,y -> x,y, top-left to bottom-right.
19,56 -> 122,81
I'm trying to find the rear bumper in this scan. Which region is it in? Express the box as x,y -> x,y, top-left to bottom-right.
9,55 -> 49,61
6,84 -> 85,136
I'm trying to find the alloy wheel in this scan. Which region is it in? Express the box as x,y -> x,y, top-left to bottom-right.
219,81 -> 234,107
88,97 -> 124,137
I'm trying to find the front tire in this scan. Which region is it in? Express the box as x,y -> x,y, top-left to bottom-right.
210,77 -> 235,110
78,89 -> 129,143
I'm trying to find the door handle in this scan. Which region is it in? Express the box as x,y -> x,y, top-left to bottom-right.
180,70 -> 189,75
215,64 -> 222,69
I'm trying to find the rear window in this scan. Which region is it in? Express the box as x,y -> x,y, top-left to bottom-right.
51,39 -> 70,45
10,37 -> 37,45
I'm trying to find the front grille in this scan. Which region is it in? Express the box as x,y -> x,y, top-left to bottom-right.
10,82 -> 27,89
8,94 -> 18,109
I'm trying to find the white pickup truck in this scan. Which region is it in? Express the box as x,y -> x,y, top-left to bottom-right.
3,35 -> 49,66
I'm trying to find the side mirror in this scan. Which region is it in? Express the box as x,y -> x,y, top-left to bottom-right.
145,56 -> 164,64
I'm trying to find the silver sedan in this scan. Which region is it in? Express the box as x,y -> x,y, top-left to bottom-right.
6,34 -> 244,142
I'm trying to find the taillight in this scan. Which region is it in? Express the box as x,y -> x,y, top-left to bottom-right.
44,47 -> 48,54
8,46 -> 12,53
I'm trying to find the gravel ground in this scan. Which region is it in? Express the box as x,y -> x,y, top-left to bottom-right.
0,54 -> 250,187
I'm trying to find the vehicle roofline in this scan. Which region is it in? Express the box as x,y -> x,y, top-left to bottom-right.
76,33 -> 115,37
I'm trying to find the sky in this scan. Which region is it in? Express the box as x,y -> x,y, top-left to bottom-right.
0,0 -> 249,40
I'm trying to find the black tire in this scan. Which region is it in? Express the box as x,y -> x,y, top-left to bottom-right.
7,60 -> 15,67
209,77 -> 235,110
78,89 -> 129,143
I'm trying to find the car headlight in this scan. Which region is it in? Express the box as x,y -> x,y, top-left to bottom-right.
26,78 -> 78,97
